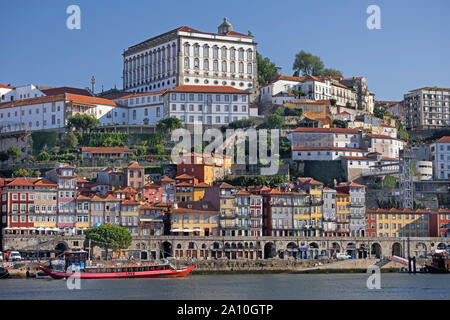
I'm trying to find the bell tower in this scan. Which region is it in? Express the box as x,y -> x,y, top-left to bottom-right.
218,17 -> 233,34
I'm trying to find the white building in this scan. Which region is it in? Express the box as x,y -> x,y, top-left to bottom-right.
260,75 -> 358,109
430,136 -> 450,180
404,87 -> 450,130
289,127 -> 364,150
0,93 -> 128,134
162,85 -> 249,125
123,18 -> 257,93
112,90 -> 166,125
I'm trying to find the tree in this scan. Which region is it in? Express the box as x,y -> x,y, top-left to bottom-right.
373,106 -> 388,119
320,68 -> 343,77
84,224 -> 132,261
154,144 -> 164,154
333,120 -> 348,128
330,98 -> 337,106
13,168 -> 32,177
265,114 -> 284,129
156,117 -> 183,132
256,51 -> 278,86
7,147 -> 21,161
67,114 -> 100,132
228,118 -> 256,129
293,50 -> 324,76
37,151 -> 50,161
64,132 -> 79,150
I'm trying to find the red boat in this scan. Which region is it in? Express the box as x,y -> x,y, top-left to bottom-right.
38,263 -> 196,279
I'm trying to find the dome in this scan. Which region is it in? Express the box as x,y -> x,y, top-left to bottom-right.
218,18 -> 233,34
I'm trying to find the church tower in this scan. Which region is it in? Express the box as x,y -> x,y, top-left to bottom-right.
218,17 -> 233,34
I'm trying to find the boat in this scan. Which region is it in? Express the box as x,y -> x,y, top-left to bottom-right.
424,250 -> 450,273
38,262 -> 196,279
0,267 -> 10,279
37,250 -> 195,279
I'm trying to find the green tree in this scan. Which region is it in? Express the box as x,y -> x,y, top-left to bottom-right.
13,168 -> 31,177
256,51 -> 278,86
154,144 -> 164,154
67,114 -> 100,132
333,120 -> 348,128
7,147 -> 21,161
373,106 -> 388,119
320,68 -> 343,77
330,98 -> 337,106
65,132 -> 79,150
84,224 -> 132,261
265,114 -> 284,128
228,118 -> 256,129
37,151 -> 50,161
156,117 -> 183,132
293,50 -> 324,76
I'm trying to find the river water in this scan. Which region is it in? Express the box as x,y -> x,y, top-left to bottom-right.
0,273 -> 449,300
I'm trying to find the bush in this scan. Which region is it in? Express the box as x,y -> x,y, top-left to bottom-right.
37,151 -> 51,161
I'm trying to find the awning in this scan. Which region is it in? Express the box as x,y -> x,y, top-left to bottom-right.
170,229 -> 182,232
182,229 -> 194,232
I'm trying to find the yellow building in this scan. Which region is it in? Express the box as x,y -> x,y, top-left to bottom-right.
284,100 -> 330,119
296,177 -> 324,236
170,201 -> 219,237
218,182 -> 237,237
369,208 -> 430,238
120,199 -> 140,236
336,193 -> 350,236
32,178 -> 58,230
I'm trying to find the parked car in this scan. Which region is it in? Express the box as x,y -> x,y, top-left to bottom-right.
336,253 -> 352,260
9,251 -> 22,261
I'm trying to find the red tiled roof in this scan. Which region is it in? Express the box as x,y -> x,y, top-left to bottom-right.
219,182 -> 235,189
40,87 -> 92,97
34,178 -> 58,186
0,93 -> 116,109
128,162 -> 144,169
292,99 -> 331,105
292,127 -> 361,134
82,147 -> 131,154
7,178 -> 34,187
0,84 -> 13,89
160,176 -> 175,182
176,182 -> 193,187
121,199 -> 140,205
276,75 -> 320,82
114,90 -> 167,100
164,85 -> 249,95
144,183 -> 161,189
436,136 -> 450,143
236,189 -> 250,195
343,156 -> 399,161
195,182 -> 210,188
175,174 -> 195,180
292,146 -> 366,153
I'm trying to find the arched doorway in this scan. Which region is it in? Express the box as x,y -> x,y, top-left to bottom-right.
371,243 -> 382,258
416,242 -> 427,258
330,242 -> 340,258
286,242 -> 298,259
437,243 -> 447,250
309,242 -> 319,259
358,244 -> 368,259
161,241 -> 172,258
264,242 -> 275,259
346,243 -> 356,258
55,242 -> 68,253
392,242 -> 402,257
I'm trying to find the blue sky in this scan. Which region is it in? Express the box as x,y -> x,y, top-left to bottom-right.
1,0 -> 449,100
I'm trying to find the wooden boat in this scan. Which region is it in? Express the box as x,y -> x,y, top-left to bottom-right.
38,263 -> 196,279
424,251 -> 450,273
